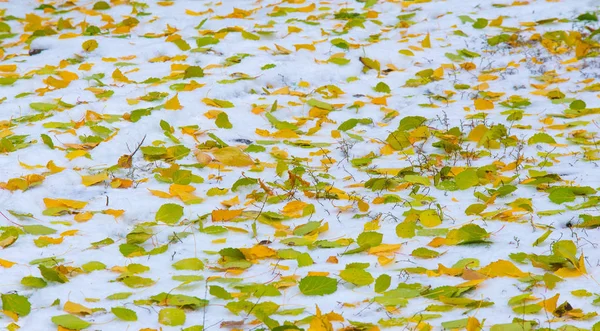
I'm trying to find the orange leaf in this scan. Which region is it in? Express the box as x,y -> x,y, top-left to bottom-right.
212,209 -> 243,222
474,98 -> 494,110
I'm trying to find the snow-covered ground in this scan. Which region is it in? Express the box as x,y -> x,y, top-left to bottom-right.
2,0 -> 600,330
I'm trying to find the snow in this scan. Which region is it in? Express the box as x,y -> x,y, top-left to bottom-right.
2,0 -> 600,330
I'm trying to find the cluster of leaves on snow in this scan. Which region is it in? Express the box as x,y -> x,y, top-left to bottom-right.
2,0 -> 600,330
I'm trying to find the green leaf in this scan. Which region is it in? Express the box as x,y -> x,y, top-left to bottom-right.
307,98 -> 333,110
570,99 -> 586,110
265,112 -> 298,130
472,18 -> 488,29
215,112 -> 232,129
458,15 -> 475,23
340,268 -> 374,286
455,169 -> 478,190
241,30 -> 260,40
81,261 -> 106,272
442,318 -> 469,329
293,221 -> 321,236
51,314 -> 91,329
184,66 -> 204,79
172,258 -> 204,270
298,276 -> 337,296
30,102 -> 57,112
41,134 -> 55,149
196,36 -> 219,47
232,177 -> 258,192
549,187 -> 576,204
411,247 -> 440,259
532,229 -> 552,246
357,231 -> 383,248
465,203 -> 486,215
155,203 -> 184,224
331,38 -> 349,50
296,253 -> 314,267
0,77 -> 17,86
490,322 -> 532,331
93,1 -> 110,10
106,292 -> 133,300
22,224 -> 56,235
158,308 -> 186,326
0,22 -> 11,33
512,303 -> 542,314
21,276 -> 47,288
1,293 -> 31,317
210,285 -> 233,300
111,307 -> 137,321
528,132 -> 556,145
404,174 -> 430,186
120,275 -> 155,288
39,265 -> 68,283
374,274 -> 391,293
374,82 -> 391,93
329,57 -> 350,65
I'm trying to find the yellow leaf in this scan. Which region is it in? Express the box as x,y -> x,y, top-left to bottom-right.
170,184 -> 203,204
3,310 -> 18,322
165,93 -> 182,110
212,209 -> 243,222
81,172 -> 108,186
309,305 -> 333,331
420,210 -> 441,227
46,161 -> 65,174
112,68 -> 131,83
368,244 -> 402,254
66,150 -> 89,160
74,212 -> 93,222
554,267 -> 584,278
212,147 -> 254,167
220,195 -> 240,207
474,98 -> 494,110
478,260 -> 527,278
0,258 -> 16,268
282,201 -> 308,217
466,317 -> 480,331
45,76 -> 70,89
538,293 -> 559,312
37,236 -> 64,245
358,199 -> 370,212
294,44 -> 316,52
288,26 -> 303,34
275,44 -> 292,54
0,64 -> 17,72
44,198 -> 87,209
240,245 -> 277,260
468,124 -> 489,142
64,301 -> 92,316
297,3 -> 316,12
489,16 -> 503,27
421,33 -> 431,48
82,40 -> 98,52
60,230 -> 78,237
148,189 -> 173,199
104,209 -> 125,218
371,96 -> 387,105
